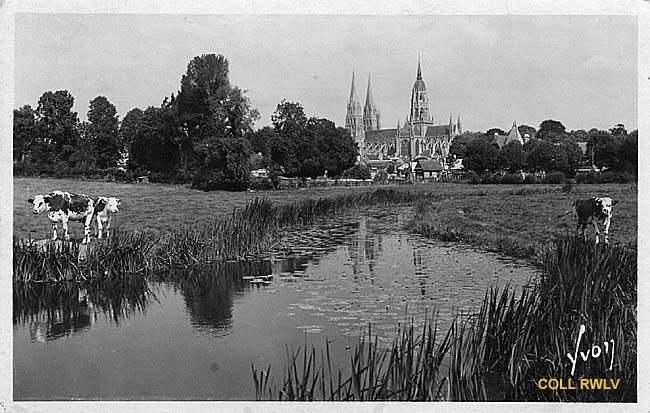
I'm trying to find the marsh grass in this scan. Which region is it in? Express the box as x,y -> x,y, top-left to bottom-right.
14,188 -> 423,282
253,236 -> 636,402
253,314 -> 452,401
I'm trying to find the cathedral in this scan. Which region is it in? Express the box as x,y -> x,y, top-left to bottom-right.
345,59 -> 462,165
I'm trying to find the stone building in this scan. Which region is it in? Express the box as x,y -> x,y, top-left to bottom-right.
345,58 -> 462,165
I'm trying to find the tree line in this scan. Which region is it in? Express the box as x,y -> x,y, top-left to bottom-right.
14,53 -> 360,191
451,120 -> 637,180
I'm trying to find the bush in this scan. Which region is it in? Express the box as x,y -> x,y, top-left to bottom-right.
600,170 -> 635,184
249,177 -> 274,190
466,171 -> 481,185
501,173 -> 524,184
342,164 -> 371,180
481,174 -> 503,184
523,174 -> 538,184
544,171 -> 565,184
575,172 -> 597,184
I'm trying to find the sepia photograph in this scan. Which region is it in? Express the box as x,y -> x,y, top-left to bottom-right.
3,2 -> 644,411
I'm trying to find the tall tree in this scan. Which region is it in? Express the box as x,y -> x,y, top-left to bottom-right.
536,119 -> 567,142
35,90 -> 80,165
128,106 -> 180,173
609,123 -> 627,137
463,137 -> 499,174
120,107 -> 145,157
13,105 -> 36,162
88,95 -> 121,169
498,141 -> 526,173
175,54 -> 233,174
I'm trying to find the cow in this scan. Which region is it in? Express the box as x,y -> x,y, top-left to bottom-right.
27,191 -> 95,244
558,197 -> 618,245
93,196 -> 121,239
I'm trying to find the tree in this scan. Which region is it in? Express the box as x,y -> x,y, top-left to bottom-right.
463,137 -> 499,174
617,130 -> 637,174
536,119 -> 566,142
609,123 -> 627,137
127,106 -> 181,173
88,96 -> 121,169
68,121 -> 97,171
517,124 -> 537,141
120,108 -> 145,157
498,141 -> 526,173
13,105 -> 36,162
192,136 -> 252,191
35,90 -> 80,166
449,131 -> 481,161
558,138 -> 584,177
527,140 -> 565,172
307,117 -> 358,177
587,128 -> 621,170
485,128 -> 506,141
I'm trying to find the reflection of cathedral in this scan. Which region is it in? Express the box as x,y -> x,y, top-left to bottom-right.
345,58 -> 462,164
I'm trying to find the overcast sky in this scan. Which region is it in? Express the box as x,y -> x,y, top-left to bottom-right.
14,14 -> 637,133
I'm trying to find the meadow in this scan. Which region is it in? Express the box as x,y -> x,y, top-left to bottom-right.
14,177 -> 636,247
13,177 -> 638,402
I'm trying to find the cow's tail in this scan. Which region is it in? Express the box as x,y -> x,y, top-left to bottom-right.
557,200 -> 576,218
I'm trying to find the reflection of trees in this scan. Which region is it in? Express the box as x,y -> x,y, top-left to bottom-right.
177,261 -> 260,335
14,277 -> 153,342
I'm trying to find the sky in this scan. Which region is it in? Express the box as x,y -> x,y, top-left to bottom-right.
14,14 -> 638,133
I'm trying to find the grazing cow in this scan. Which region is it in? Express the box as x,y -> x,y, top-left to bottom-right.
27,191 -> 95,243
93,196 -> 121,239
559,197 -> 618,245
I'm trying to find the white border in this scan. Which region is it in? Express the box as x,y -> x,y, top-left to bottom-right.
1,1 -> 646,412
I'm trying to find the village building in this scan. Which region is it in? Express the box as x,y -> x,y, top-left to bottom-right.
493,121 -> 525,149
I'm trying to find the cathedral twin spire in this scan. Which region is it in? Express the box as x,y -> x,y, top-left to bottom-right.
346,70 -> 381,133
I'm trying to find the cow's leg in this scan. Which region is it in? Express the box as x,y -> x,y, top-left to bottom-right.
62,217 -> 70,241
83,214 -> 93,244
51,222 -> 58,240
105,216 -> 112,238
603,217 -> 611,245
593,220 -> 600,245
96,215 -> 104,239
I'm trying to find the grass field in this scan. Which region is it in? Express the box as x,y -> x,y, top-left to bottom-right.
15,177 -> 637,249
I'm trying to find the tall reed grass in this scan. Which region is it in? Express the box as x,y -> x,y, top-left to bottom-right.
14,188 -> 425,282
253,237 -> 636,402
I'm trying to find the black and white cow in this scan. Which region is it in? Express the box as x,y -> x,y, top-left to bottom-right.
93,197 -> 121,239
559,197 -> 618,245
27,191 -> 95,244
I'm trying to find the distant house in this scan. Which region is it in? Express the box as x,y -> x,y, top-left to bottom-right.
251,168 -> 269,178
414,159 -> 443,180
494,121 -> 525,149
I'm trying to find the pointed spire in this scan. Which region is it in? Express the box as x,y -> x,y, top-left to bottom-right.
365,75 -> 374,108
449,113 -> 453,125
416,54 -> 422,80
349,70 -> 359,104
397,119 -> 401,130
456,114 -> 462,134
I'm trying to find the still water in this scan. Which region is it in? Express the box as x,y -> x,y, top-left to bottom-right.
14,208 -> 539,400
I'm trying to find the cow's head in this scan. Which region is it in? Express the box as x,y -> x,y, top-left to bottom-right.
596,197 -> 617,219
27,195 -> 49,214
105,197 -> 121,213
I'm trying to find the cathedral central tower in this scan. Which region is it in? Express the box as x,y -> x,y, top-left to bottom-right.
409,57 -> 431,123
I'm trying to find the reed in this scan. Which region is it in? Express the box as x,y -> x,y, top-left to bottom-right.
252,236 -> 636,402
14,188 -> 425,282
253,313 -> 452,401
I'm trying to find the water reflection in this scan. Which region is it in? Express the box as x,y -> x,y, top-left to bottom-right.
14,278 -> 154,342
176,262 -> 256,336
